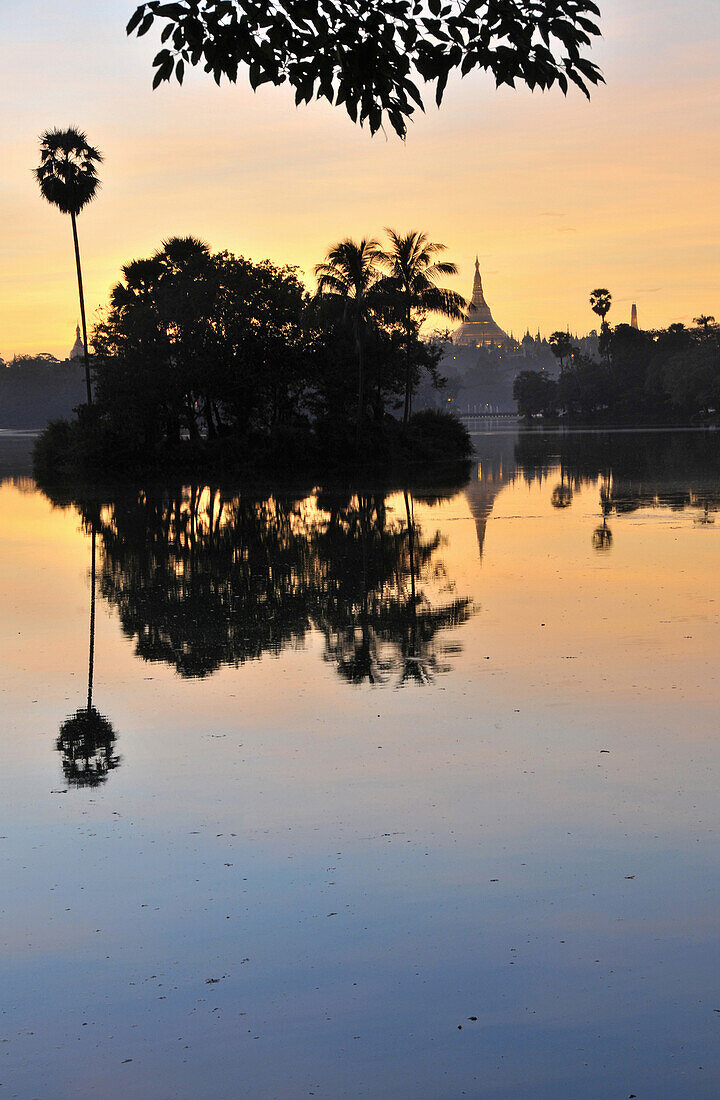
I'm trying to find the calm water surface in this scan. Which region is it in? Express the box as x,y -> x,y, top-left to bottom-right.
1,428 -> 719,1098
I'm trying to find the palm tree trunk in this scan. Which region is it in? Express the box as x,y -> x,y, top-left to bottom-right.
70,210 -> 92,405
403,308 -> 412,427
87,522 -> 96,712
355,322 -> 365,446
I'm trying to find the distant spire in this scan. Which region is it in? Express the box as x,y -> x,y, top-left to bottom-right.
631,303 -> 638,329
453,254 -> 507,347
69,323 -> 84,362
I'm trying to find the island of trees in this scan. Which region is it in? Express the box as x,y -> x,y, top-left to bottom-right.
35,231 -> 476,480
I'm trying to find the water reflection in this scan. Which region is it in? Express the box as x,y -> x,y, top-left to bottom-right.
44,478 -> 473,688
57,521 -> 120,786
511,429 -> 720,548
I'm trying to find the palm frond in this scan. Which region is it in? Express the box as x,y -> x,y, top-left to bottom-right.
35,127 -> 102,215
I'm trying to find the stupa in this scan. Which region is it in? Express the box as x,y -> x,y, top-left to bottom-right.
454,257 -> 507,348
69,324 -> 84,360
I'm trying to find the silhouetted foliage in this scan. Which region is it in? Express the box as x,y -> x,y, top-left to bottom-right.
35,128 -> 102,405
127,0 -> 603,138
549,330 -> 573,371
514,320 -> 720,424
90,237 -> 315,452
35,231 -> 472,477
378,230 -> 465,424
513,369 -> 558,420
315,238 -> 384,438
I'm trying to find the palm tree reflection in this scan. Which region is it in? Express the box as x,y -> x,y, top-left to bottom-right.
60,483 -> 473,689
57,520 -> 120,787
592,472 -> 613,551
315,489 -> 473,687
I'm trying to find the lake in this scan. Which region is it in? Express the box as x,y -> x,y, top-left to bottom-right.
1,427 -> 719,1098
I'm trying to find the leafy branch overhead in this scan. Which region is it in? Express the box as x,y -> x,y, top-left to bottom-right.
127,0 -> 603,137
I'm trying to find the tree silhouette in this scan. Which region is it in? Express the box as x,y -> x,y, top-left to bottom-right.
694,314 -> 716,332
589,289 -> 612,324
379,231 -> 465,425
315,239 -> 383,440
35,128 -> 102,406
127,0 -> 603,139
589,288 -> 612,360
549,330 -> 573,373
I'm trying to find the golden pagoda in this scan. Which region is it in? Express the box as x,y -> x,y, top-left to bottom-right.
454,257 -> 507,348
69,324 -> 84,360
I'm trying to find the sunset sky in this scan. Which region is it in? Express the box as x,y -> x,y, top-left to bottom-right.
1,0 -> 718,360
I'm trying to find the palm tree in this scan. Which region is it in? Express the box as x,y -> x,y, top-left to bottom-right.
35,128 -> 103,405
379,231 -> 465,425
315,238 -> 383,440
589,287 -> 612,361
694,314 -> 716,333
589,288 -> 612,325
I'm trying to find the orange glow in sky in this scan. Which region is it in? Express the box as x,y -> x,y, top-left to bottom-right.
1,0 -> 718,360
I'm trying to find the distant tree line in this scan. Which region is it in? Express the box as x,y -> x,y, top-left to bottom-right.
0,354 -> 85,430
514,298 -> 719,423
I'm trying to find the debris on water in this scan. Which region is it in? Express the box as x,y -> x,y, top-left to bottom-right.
205,976 -> 226,984
625,875 -> 636,880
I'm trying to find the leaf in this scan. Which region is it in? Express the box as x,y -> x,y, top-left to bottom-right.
126,7 -> 146,35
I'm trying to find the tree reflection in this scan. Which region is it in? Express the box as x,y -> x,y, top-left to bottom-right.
57,708 -> 119,787
57,520 -> 120,787
313,488 -> 472,686
54,479 -> 473,688
514,431 -> 720,545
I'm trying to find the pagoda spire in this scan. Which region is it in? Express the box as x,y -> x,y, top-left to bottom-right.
453,253 -> 507,347
471,257 -> 485,305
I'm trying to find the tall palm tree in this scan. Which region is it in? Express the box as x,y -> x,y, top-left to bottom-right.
315,238 -> 383,440
35,128 -> 103,405
589,288 -> 612,325
694,314 -> 716,332
379,231 -> 465,425
589,287 -> 612,362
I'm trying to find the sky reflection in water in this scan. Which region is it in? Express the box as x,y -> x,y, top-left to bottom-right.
1,429 -> 719,1098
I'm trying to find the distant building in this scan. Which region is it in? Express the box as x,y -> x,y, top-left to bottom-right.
631,303 -> 639,329
69,325 -> 84,361
454,258 -> 508,348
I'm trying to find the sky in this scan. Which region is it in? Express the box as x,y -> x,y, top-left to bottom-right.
1,0 -> 719,360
